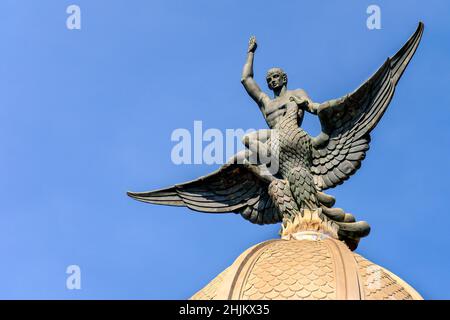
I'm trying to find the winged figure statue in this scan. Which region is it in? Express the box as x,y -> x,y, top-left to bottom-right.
128,23 -> 424,249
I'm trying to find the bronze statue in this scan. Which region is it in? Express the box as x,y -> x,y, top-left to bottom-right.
128,23 -> 424,250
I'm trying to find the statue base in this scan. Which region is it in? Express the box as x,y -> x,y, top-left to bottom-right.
280,208 -> 338,240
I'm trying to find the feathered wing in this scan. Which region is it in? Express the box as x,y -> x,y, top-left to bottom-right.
311,22 -> 424,190
127,163 -> 280,225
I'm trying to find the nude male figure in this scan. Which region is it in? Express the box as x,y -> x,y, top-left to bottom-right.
235,36 -> 340,211
235,36 -> 323,176
241,36 -> 319,130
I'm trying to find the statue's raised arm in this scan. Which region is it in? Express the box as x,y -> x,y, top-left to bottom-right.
241,36 -> 270,111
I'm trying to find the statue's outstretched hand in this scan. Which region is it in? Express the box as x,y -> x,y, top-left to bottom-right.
289,96 -> 309,107
248,36 -> 257,53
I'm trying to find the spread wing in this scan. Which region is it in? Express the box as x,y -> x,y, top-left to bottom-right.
127,163 -> 280,225
311,22 -> 424,190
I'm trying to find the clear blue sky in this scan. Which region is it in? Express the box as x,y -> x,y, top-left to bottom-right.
0,0 -> 449,299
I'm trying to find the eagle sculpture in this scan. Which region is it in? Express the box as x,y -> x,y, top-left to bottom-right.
128,23 -> 424,250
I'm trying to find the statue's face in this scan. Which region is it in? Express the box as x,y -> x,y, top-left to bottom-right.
266,69 -> 286,91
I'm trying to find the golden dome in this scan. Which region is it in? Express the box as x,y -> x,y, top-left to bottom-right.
191,237 -> 422,300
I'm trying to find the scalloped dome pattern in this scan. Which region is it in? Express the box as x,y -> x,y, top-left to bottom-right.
191,238 -> 422,300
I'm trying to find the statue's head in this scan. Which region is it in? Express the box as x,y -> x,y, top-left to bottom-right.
266,67 -> 287,91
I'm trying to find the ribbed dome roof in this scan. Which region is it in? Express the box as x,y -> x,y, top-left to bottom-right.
191,237 -> 422,300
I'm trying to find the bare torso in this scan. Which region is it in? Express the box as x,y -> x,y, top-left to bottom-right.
261,89 -> 310,128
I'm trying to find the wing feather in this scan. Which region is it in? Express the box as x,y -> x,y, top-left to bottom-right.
127,163 -> 280,224
312,22 -> 424,190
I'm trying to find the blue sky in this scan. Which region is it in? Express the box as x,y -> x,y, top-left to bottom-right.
0,0 -> 449,299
